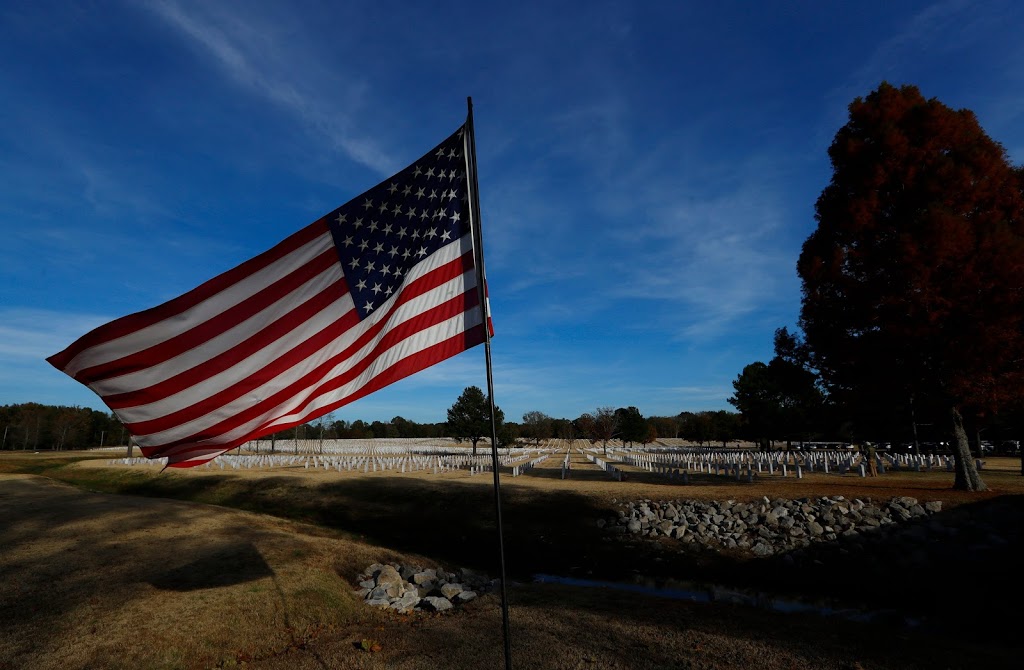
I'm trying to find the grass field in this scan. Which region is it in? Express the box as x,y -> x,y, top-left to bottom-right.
2,447 -> 1022,669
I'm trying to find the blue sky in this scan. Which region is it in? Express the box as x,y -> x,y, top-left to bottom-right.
2,1 -> 1023,425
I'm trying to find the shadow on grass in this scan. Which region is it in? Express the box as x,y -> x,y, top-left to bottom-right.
74,472 -> 744,585
148,541 -> 274,591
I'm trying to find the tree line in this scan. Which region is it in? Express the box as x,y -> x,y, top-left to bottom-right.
0,403 -> 126,451
0,396 -> 744,456
0,402 -> 461,452
444,385 -> 743,456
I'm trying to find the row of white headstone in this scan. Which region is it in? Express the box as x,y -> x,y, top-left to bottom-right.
560,450 -> 572,479
582,449 -> 623,481
511,454 -> 550,477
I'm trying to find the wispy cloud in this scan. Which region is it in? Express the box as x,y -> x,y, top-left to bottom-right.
0,309 -> 111,362
144,0 -> 393,174
823,0 -> 1023,141
0,309 -> 111,407
599,154 -> 800,339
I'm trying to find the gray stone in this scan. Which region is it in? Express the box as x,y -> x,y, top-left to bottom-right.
440,583 -> 464,600
454,590 -> 478,604
390,591 -> 420,613
366,598 -> 391,608
891,506 -> 912,521
420,596 -> 454,612
376,565 -> 404,597
627,519 -> 642,533
411,570 -> 437,585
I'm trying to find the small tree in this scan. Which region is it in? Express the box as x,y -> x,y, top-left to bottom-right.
553,418 -> 577,443
679,411 -> 713,446
649,416 -> 680,440
446,386 -> 504,456
591,406 -> 619,456
521,411 -> 553,445
497,422 -> 520,449
729,329 -> 824,448
615,406 -> 647,446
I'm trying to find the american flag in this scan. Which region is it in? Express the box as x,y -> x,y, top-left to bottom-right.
47,124 -> 490,467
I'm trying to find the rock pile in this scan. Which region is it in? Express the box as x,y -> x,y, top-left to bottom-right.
602,495 -> 943,557
356,563 -> 492,613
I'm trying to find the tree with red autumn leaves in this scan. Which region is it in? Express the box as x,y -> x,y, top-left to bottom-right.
798,83 -> 1024,491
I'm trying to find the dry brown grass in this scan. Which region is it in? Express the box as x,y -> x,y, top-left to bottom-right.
1,449 -> 1022,670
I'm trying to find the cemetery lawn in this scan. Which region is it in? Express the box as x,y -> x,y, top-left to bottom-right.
1,450 -> 1022,669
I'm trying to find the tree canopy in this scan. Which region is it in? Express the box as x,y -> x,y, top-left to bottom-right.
615,406 -> 647,446
729,328 -> 824,447
521,411 -> 553,445
446,386 -> 504,455
797,82 -> 1024,490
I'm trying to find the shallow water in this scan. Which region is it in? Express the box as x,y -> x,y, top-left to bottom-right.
532,573 -> 923,629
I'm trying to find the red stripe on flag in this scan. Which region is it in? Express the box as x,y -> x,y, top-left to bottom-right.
136,282 -> 480,451
74,248 -> 340,384
158,322 -> 487,468
125,252 -> 477,444
103,274 -> 353,410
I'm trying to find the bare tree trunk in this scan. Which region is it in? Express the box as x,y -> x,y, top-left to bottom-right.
950,406 -> 987,491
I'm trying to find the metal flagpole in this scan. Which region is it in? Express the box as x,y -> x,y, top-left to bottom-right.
465,96 -> 513,670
